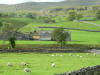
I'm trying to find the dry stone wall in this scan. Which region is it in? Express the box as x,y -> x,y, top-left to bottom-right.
55,65 -> 100,75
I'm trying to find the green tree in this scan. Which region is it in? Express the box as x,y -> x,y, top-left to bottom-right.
0,21 -> 3,27
9,37 -> 16,48
1,23 -> 17,48
76,13 -> 83,20
43,16 -> 55,23
67,11 -> 83,21
95,10 -> 100,19
51,28 -> 68,49
66,10 -> 77,21
26,13 -> 36,19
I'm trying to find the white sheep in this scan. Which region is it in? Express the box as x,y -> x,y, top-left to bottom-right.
60,55 -> 63,57
8,62 -> 13,66
87,53 -> 89,55
52,63 -> 55,68
8,47 -> 10,50
21,62 -> 26,66
51,54 -> 55,56
24,68 -> 31,72
56,54 -> 58,56
94,53 -> 96,56
80,56 -> 83,58
69,53 -> 72,56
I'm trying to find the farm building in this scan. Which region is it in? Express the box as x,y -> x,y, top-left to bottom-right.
39,31 -> 52,40
39,30 -> 71,41
0,30 -> 71,41
0,32 -> 32,40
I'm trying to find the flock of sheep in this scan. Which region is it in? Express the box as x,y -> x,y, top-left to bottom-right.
8,62 -> 31,72
7,53 -> 97,73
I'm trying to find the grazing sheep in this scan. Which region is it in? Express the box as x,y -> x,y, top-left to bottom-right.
60,55 -> 63,57
21,62 -> 26,66
87,53 -> 89,55
52,63 -> 55,68
56,54 -> 58,56
51,54 -> 55,56
94,53 -> 96,56
69,53 -> 72,56
8,47 -> 10,50
24,68 -> 31,72
80,56 -> 83,58
8,62 -> 13,66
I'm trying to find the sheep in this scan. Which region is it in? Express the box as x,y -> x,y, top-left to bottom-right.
51,54 -> 55,56
56,54 -> 58,56
94,53 -> 96,56
87,53 -> 89,55
21,62 -> 26,66
8,62 -> 13,67
8,47 -> 10,50
80,56 -> 83,58
52,63 -> 55,68
60,55 -> 63,57
24,68 -> 31,72
69,53 -> 72,56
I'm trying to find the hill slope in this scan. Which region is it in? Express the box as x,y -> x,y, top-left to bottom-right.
0,0 -> 100,12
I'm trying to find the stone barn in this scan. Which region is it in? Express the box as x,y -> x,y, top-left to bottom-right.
40,31 -> 52,40
39,30 -> 71,41
0,32 -> 32,40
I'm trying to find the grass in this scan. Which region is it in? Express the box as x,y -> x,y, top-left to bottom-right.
0,53 -> 99,75
0,17 -> 100,45
91,20 -> 100,24
19,21 -> 100,33
0,30 -> 100,45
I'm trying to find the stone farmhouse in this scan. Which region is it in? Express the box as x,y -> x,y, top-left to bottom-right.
39,30 -> 71,41
0,29 -> 71,41
0,32 -> 32,40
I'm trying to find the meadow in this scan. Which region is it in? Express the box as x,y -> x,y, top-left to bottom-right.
0,17 -> 100,45
0,53 -> 99,75
0,30 -> 100,45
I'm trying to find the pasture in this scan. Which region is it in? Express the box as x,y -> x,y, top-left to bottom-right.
0,17 -> 100,45
0,30 -> 100,45
0,53 -> 99,75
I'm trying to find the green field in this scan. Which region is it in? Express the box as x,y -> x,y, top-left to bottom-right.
0,53 -> 99,75
0,30 -> 100,45
1,17 -> 100,33
0,17 -> 100,45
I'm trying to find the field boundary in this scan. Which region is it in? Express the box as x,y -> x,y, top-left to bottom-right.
39,26 -> 100,32
55,65 -> 100,75
0,49 -> 91,53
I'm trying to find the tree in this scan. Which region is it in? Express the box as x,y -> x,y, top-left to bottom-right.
1,23 -> 17,48
43,16 -> 56,23
51,28 -> 68,49
0,21 -> 3,27
66,11 -> 83,21
66,10 -> 77,21
95,10 -> 100,19
26,13 -> 36,19
9,37 -> 16,48
76,13 -> 83,20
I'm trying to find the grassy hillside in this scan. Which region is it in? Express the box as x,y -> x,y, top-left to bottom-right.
0,18 -> 33,33
0,0 -> 100,12
19,19 -> 100,33
0,17 -> 100,44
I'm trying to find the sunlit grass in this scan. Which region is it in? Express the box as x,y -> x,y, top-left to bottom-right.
0,53 -> 99,75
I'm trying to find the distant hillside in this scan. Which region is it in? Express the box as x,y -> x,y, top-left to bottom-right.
0,0 -> 100,12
